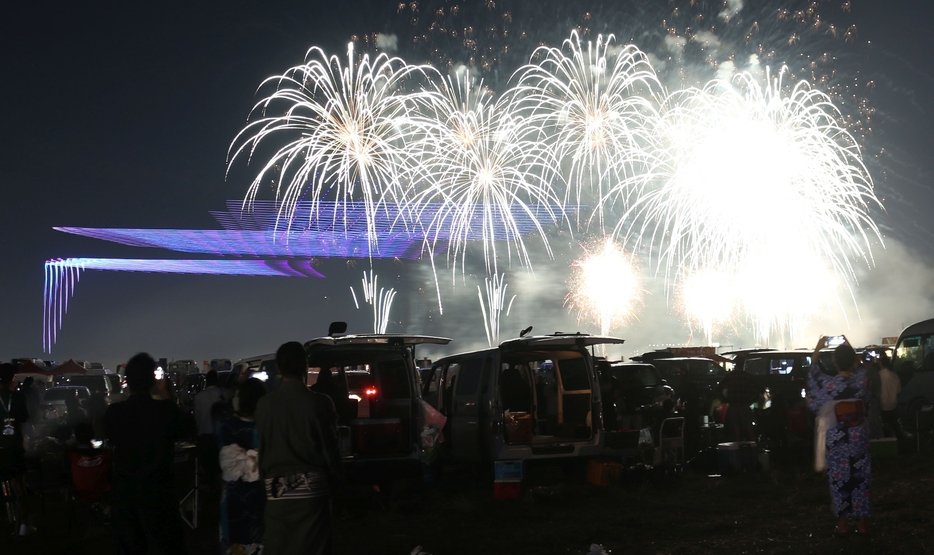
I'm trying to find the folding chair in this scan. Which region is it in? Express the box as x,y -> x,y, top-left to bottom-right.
67,449 -> 112,527
656,417 -> 686,466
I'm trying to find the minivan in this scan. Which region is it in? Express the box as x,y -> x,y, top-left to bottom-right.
422,333 -> 625,463
304,333 -> 452,482
891,317 -> 934,429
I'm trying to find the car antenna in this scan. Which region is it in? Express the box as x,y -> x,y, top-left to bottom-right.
519,326 -> 533,338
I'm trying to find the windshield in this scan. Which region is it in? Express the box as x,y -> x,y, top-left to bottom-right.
895,334 -> 934,373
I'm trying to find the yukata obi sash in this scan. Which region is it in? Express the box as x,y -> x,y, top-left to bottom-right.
814,398 -> 864,472
834,400 -> 865,427
264,469 -> 330,500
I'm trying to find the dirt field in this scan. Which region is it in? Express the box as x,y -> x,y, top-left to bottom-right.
3,446 -> 932,555
333,450 -> 934,555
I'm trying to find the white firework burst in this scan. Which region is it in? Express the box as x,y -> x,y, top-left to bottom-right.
407,71 -> 564,277
228,42 -> 433,251
622,67 -> 881,342
514,30 -> 664,226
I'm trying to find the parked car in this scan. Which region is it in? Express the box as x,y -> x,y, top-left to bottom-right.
721,348 -> 834,446
65,374 -> 112,398
177,370 -> 235,412
422,332 -> 625,464
168,359 -> 200,374
632,355 -> 726,413
37,385 -> 91,436
304,333 -> 452,483
596,360 -> 674,451
104,374 -> 127,402
597,361 -> 673,426
891,317 -> 934,429
231,354 -> 277,386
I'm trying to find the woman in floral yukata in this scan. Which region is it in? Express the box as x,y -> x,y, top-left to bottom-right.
807,335 -> 872,535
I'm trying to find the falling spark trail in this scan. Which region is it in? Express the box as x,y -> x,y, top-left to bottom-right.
478,274 -> 515,347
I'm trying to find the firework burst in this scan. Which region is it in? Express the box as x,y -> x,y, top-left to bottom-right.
228,42 -> 433,252
622,67 -> 880,343
407,71 -> 563,277
566,239 -> 643,337
514,30 -> 664,225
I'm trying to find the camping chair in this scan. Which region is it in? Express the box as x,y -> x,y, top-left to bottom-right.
67,449 -> 112,527
656,417 -> 686,467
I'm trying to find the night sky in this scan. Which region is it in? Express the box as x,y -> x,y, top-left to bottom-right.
3,1 -> 933,369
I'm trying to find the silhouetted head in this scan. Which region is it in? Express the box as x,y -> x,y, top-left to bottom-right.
205,370 -> 218,388
0,363 -> 17,387
125,353 -> 157,394
834,343 -> 857,372
879,352 -> 891,369
276,341 -> 308,380
316,367 -> 334,387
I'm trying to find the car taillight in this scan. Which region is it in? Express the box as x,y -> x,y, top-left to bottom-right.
365,387 -> 377,397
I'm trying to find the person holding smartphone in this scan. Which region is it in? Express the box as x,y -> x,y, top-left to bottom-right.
104,353 -> 190,554
807,335 -> 872,535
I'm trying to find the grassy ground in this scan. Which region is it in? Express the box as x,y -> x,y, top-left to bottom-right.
2,446 -> 932,554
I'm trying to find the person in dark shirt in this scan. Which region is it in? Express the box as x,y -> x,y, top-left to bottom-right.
103,353 -> 189,555
257,342 -> 341,555
0,363 -> 35,536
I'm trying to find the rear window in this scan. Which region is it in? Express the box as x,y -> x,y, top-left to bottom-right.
610,365 -> 661,387
43,388 -> 78,402
66,376 -> 106,394
308,349 -> 413,400
688,361 -> 724,377
652,361 -> 680,377
346,373 -> 373,391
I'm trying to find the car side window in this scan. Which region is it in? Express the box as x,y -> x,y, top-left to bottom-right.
770,358 -> 795,375
745,358 -> 768,376
442,362 -> 461,410
456,358 -> 483,395
426,365 -> 442,398
558,358 -> 590,391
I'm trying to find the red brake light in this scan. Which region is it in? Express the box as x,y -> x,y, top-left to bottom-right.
365,387 -> 378,397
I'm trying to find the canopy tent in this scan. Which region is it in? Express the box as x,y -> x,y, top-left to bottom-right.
53,359 -> 88,376
13,360 -> 57,376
